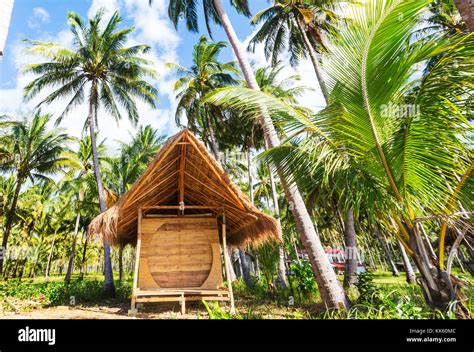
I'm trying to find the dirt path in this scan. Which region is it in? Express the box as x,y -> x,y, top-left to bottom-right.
0,296 -> 313,319
0,300 -> 208,319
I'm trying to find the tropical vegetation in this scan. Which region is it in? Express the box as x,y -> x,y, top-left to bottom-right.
0,0 -> 472,319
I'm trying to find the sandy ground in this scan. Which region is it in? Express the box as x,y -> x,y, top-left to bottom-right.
0,296 -> 311,319
0,299 -> 210,319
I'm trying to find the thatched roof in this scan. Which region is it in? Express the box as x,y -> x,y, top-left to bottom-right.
88,129 -> 281,247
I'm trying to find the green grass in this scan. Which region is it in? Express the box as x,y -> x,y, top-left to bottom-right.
1,271 -> 472,319
231,270 -> 474,319
0,277 -> 132,308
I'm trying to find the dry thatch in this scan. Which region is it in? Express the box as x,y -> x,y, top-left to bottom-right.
88,129 -> 281,247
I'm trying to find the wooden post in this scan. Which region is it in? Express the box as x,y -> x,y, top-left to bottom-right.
180,293 -> 185,315
221,212 -> 235,314
131,207 -> 142,311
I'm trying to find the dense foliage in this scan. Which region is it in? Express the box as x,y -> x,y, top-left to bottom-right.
0,0 -> 472,319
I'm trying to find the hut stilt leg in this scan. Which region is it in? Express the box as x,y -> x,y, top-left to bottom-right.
129,208 -> 142,315
222,213 -> 235,315
180,294 -> 185,315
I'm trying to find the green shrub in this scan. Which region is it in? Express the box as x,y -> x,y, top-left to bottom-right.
0,278 -> 133,307
202,301 -> 234,319
356,271 -> 382,305
289,260 -> 317,294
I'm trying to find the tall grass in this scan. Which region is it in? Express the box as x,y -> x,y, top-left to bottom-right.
0,278 -> 132,307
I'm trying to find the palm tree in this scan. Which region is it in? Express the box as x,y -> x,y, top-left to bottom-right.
168,36 -> 239,162
106,125 -> 165,197
206,0 -> 473,316
163,0 -> 349,308
256,63 -> 311,102
0,175 -> 15,220
454,0 -> 474,31
0,113 -> 73,275
249,0 -> 342,102
255,64 -> 310,289
373,225 -> 399,277
250,1 -> 361,288
425,0 -> 468,34
221,64 -> 309,289
26,184 -> 57,279
104,125 -> 164,281
22,10 -> 159,297
62,136 -> 106,284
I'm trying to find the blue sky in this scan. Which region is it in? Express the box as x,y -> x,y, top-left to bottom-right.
0,0 -> 324,152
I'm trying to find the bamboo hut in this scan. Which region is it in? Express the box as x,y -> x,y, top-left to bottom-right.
89,129 -> 280,313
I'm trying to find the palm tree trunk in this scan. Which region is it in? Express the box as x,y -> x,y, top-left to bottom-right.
118,245 -> 124,282
418,223 -> 437,259
227,248 -> 237,281
239,249 -> 254,287
65,212 -> 81,284
12,259 -> 19,278
88,81 -> 116,298
397,240 -> 416,284
45,230 -> 57,281
294,17 -> 329,102
454,0 -> 474,32
0,176 -> 23,276
237,149 -> 255,287
247,149 -> 254,203
343,208 -> 358,288
297,18 -> 360,291
236,250 -> 243,278
268,161 -> 288,289
78,231 -> 88,280
254,253 -> 261,279
404,223 -> 470,318
213,0 -> 348,309
208,122 -> 221,163
374,226 -> 399,276
18,258 -> 27,279
30,236 -> 44,278
297,16 -> 361,290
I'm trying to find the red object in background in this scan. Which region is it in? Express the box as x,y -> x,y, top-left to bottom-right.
324,248 -> 366,274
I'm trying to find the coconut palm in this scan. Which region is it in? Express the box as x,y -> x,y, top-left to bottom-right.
454,0 -> 474,31
205,0 -> 473,316
168,36 -> 239,162
255,64 -> 311,289
105,125 -> 164,198
162,0 -> 349,308
104,125 -> 164,281
0,175 -> 15,220
426,0 -> 468,34
223,64 -> 310,289
0,113 -> 73,276
27,185 -> 58,278
249,2 -> 362,288
61,136 -> 106,284
256,63 -> 311,103
249,0 -> 342,102
22,10 -> 159,297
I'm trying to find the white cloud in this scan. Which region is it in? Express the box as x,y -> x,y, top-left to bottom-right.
28,7 -> 50,29
87,0 -> 119,19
